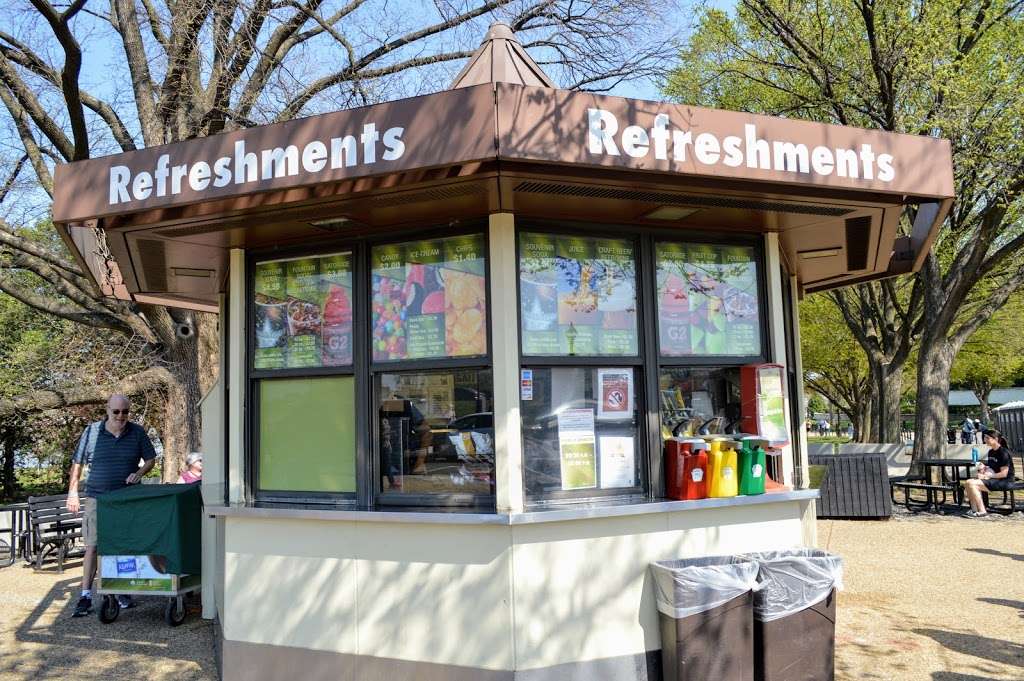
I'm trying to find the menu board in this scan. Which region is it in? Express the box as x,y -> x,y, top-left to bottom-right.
519,233 -> 638,356
371,235 -> 487,361
656,243 -> 760,356
253,252 -> 353,370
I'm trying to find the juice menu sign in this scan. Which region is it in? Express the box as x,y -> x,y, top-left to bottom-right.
656,243 -> 760,356
519,233 -> 638,356
371,234 -> 487,361
253,252 -> 353,370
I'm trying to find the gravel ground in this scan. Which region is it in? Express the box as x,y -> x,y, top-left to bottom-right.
0,558 -> 216,681
1,512 -> 1021,681
827,510 -> 1024,681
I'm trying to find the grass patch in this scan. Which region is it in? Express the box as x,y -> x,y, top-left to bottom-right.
808,436 -> 853,445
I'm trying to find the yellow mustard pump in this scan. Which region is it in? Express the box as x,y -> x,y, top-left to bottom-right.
708,438 -> 739,498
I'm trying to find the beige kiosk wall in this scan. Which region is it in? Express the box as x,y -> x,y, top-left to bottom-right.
219,503 -> 807,677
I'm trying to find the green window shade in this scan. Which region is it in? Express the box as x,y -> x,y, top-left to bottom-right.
259,376 -> 356,493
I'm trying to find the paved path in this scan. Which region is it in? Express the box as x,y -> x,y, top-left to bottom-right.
0,560 -> 216,681
1,514 -> 1021,681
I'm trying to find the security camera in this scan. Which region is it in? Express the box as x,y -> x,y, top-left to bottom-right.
175,320 -> 195,339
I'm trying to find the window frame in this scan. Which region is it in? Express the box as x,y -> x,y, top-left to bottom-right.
515,221 -> 769,506
245,222 -> 495,509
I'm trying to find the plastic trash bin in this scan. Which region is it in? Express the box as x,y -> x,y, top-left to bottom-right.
651,556 -> 760,681
741,549 -> 844,681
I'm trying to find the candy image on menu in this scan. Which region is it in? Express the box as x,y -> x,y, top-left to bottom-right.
403,240 -> 446,359
320,253 -> 353,366
443,235 -> 487,357
556,237 -> 599,355
686,243 -> 727,354
593,238 -> 637,355
656,242 -> 693,356
253,261 -> 287,369
720,246 -> 760,355
284,258 -> 322,368
519,233 -> 559,355
371,244 -> 407,361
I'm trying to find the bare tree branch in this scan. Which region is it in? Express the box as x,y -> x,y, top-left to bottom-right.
0,366 -> 174,418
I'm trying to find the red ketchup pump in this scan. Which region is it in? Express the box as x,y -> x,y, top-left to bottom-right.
682,440 -> 709,500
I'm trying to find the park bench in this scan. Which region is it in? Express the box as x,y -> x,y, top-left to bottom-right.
27,494 -> 83,573
889,480 -> 953,513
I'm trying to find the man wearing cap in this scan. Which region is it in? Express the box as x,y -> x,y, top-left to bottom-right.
177,453 -> 203,483
67,394 -> 157,618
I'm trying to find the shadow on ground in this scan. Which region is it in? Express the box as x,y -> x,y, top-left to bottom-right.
965,547 -> 1024,562
977,598 -> 1024,619
1,571 -> 215,681
913,628 -> 1024,669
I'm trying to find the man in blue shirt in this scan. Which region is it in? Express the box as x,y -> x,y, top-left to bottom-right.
67,394 -> 157,617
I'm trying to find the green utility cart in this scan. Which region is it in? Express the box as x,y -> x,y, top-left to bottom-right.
95,482 -> 203,626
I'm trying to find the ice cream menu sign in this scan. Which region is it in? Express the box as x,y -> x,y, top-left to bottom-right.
253,252 -> 353,369
371,234 -> 487,361
656,243 -> 760,356
519,233 -> 638,356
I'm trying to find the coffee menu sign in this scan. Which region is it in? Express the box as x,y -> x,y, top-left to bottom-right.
52,83 -> 954,224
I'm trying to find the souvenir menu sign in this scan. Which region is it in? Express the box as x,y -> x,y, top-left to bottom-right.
519,233 -> 638,356
253,252 -> 353,370
656,243 -> 760,356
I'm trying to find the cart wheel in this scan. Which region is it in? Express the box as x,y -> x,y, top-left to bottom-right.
164,596 -> 186,626
98,595 -> 120,623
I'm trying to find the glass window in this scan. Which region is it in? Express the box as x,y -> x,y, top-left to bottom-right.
521,367 -> 641,498
371,235 -> 487,361
253,252 -> 353,369
377,369 -> 494,496
655,243 -> 761,357
259,376 -> 356,493
658,367 -> 742,441
519,233 -> 638,356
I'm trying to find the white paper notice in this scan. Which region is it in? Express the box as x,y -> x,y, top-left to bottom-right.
599,436 -> 635,488
597,368 -> 633,420
557,408 -> 597,490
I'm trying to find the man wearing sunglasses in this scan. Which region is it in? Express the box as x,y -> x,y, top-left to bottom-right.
67,394 -> 157,618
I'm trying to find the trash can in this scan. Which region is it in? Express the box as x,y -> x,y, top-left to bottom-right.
741,549 -> 843,681
651,556 -> 760,681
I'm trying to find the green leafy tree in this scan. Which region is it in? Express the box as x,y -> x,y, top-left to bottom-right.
799,293 -> 874,441
666,0 -> 1024,460
950,293 -> 1024,422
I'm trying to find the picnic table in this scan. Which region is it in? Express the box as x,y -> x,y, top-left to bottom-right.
890,458 -> 974,513
0,502 -> 32,568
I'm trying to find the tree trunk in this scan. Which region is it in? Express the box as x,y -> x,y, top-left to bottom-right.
971,380 -> 993,424
869,361 -> 904,443
912,337 -> 957,464
1,427 -> 17,499
854,396 -> 872,443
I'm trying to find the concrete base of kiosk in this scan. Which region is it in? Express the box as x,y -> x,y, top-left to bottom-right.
207,491 -> 816,681
754,588 -> 836,681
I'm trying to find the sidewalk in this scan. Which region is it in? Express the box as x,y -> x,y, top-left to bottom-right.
0,560 -> 216,681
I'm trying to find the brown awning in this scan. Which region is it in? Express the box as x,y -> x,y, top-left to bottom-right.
52,25 -> 953,309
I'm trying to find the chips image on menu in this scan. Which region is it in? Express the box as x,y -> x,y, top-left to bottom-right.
286,298 -> 321,335
444,269 -> 486,355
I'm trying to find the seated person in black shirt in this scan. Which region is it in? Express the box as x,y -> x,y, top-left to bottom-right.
962,429 -> 1016,518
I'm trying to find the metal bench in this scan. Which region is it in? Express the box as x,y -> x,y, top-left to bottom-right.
27,494 -> 83,572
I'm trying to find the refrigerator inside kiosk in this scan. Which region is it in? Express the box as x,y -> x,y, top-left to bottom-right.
740,363 -> 792,489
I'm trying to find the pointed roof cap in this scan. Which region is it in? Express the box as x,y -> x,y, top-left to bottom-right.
450,22 -> 556,90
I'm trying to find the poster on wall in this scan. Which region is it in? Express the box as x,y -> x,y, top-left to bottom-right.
253,252 -> 353,370
598,436 -> 635,488
519,233 -> 638,356
371,235 -> 487,361
655,243 -> 760,357
557,408 -> 597,490
596,368 -> 633,420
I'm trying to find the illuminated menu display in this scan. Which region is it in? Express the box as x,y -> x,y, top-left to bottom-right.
253,252 -> 353,370
656,243 -> 760,357
371,234 -> 487,361
519,233 -> 638,356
